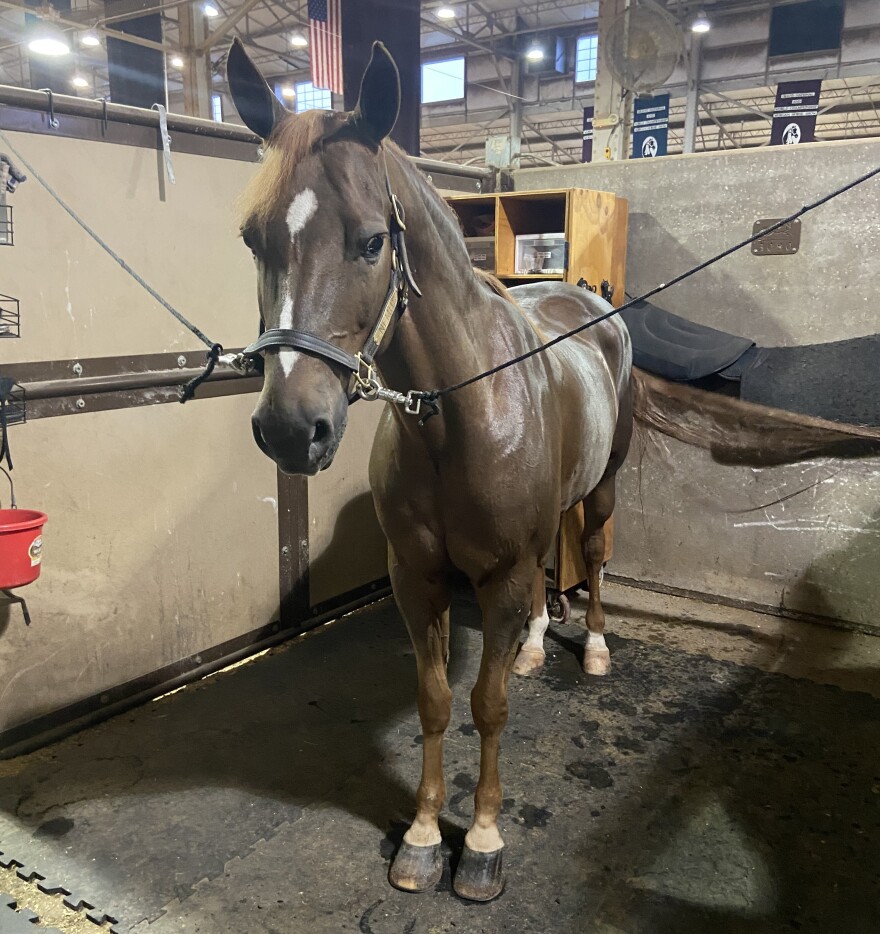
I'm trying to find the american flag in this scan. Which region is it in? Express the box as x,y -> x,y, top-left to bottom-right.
308,0 -> 343,95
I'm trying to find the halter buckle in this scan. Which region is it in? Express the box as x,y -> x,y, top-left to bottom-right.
354,352 -> 380,400
390,193 -> 407,231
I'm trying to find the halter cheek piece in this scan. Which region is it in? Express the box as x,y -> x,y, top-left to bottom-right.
234,168 -> 425,415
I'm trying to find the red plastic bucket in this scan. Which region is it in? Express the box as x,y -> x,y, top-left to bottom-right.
0,509 -> 47,590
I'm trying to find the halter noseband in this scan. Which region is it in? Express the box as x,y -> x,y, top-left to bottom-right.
237,164 -> 422,409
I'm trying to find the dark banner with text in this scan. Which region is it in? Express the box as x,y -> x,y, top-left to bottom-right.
770,80 -> 822,145
632,94 -> 669,158
581,106 -> 594,162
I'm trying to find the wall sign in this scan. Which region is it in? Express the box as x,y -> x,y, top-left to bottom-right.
581,106 -> 594,163
770,80 -> 822,145
632,94 -> 669,159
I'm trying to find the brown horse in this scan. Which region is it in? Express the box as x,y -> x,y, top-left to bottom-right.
227,39 -> 632,901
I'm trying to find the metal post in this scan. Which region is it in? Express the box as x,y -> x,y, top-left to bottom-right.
592,0 -> 630,162
179,3 -> 211,119
683,34 -> 703,154
508,56 -> 523,169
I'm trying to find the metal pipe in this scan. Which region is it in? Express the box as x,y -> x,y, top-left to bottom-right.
0,85 -> 259,142
22,367 -> 252,401
0,85 -> 491,182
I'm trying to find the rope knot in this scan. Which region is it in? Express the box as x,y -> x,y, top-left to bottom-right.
180,343 -> 224,403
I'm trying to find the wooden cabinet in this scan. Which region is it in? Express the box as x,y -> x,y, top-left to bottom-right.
446,187 -> 629,596
447,187 -> 628,298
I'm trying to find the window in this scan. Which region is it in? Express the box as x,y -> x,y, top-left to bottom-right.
294,81 -> 331,112
211,93 -> 223,123
768,0 -> 844,57
575,34 -> 598,83
421,57 -> 465,104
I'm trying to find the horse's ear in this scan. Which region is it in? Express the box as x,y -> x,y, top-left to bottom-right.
226,38 -> 287,140
351,41 -> 400,148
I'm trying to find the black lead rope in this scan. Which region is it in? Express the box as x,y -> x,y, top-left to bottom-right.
0,398 -> 12,471
408,163 -> 880,421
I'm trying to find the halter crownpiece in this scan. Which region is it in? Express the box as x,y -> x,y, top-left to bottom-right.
234,159 -> 423,413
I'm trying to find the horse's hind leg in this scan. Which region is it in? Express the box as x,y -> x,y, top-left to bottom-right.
388,550 -> 452,894
581,475 -> 616,676
512,565 -> 549,676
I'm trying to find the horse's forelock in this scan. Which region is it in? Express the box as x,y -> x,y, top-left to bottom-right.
237,110 -> 348,228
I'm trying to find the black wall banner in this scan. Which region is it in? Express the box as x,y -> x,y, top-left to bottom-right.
632,94 -> 670,158
770,80 -> 822,145
581,106 -> 594,162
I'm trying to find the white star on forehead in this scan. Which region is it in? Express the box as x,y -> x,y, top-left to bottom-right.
286,188 -> 318,240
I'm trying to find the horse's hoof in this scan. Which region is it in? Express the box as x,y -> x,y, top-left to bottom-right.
583,647 -> 611,676
453,845 -> 505,902
512,646 -> 545,676
388,841 -> 443,893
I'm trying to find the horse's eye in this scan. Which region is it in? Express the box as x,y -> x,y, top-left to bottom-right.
363,235 -> 384,259
241,231 -> 256,253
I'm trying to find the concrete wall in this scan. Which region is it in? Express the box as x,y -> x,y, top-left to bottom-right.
514,138 -> 880,631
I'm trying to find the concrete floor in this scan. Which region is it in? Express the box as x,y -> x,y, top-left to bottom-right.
0,581 -> 879,933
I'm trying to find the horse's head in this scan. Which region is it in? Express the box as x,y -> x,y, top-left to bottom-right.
228,39 -> 405,475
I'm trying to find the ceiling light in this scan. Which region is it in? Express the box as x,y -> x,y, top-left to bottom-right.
280,85 -> 296,99
80,31 -> 101,48
203,2 -> 220,17
525,44 -> 544,62
71,74 -> 89,89
691,10 -> 711,33
27,21 -> 71,57
290,33 -> 307,48
170,54 -> 184,68
436,6 -> 456,19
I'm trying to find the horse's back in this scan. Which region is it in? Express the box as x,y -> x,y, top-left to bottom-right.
509,282 -> 631,397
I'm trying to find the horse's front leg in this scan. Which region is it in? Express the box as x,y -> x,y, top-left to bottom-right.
454,560 -> 534,902
387,548 -> 453,894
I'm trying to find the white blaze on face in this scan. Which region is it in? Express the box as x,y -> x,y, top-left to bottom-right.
277,189 -> 317,378
278,292 -> 296,377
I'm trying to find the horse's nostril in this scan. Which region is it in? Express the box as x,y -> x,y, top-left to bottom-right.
312,417 -> 331,446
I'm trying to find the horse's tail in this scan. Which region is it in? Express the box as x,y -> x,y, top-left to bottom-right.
631,367 -> 880,467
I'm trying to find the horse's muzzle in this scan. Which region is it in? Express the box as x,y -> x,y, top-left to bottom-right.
251,402 -> 339,476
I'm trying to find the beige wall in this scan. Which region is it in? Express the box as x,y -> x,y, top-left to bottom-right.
514,139 -> 880,631
0,398 -> 279,731
0,129 -> 282,739
3,129 -> 258,363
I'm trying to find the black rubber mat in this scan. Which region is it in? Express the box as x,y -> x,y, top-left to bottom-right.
0,595 -> 877,933
740,335 -> 880,426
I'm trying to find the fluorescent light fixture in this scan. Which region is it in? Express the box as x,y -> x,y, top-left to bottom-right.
280,85 -> 296,99
525,44 -> 544,61
80,31 -> 101,48
71,74 -> 89,89
436,6 -> 456,19
28,22 -> 71,57
290,33 -> 308,47
170,54 -> 184,68
691,10 -> 711,33
203,2 -> 220,17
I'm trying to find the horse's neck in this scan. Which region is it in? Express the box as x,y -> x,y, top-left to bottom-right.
378,158 -> 527,402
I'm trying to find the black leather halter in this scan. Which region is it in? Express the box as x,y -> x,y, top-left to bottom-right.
240,168 -> 421,404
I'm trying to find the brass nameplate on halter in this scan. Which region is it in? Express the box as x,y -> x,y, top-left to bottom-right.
751,218 -> 801,256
